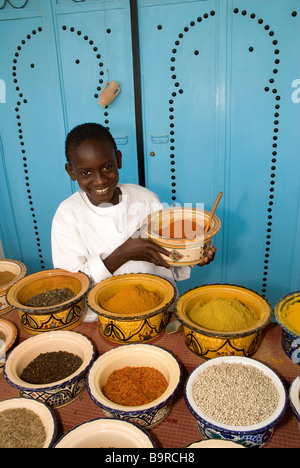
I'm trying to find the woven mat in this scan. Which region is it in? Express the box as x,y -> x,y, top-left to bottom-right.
1,309 -> 299,448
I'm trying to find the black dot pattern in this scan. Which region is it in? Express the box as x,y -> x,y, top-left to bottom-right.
165,11 -> 216,203
12,27 -> 45,269
233,7 -> 284,296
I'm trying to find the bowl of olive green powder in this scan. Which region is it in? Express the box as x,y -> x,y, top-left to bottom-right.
4,330 -> 95,409
185,356 -> 287,448
175,284 -> 273,359
0,397 -> 56,448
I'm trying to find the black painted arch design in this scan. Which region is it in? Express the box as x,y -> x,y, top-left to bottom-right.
61,24 -> 111,130
12,26 -> 45,269
160,7 -> 290,296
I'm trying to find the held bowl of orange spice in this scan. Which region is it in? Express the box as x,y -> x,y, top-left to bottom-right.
145,207 -> 221,266
87,343 -> 181,429
87,273 -> 176,344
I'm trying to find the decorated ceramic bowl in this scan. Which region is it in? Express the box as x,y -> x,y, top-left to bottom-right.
87,273 -> 176,344
87,343 -> 181,429
175,284 -> 273,359
0,397 -> 57,448
4,330 -> 95,408
0,319 -> 17,376
275,292 -> 300,365
0,259 -> 26,316
289,376 -> 300,429
6,269 -> 91,334
145,207 -> 221,266
185,356 -> 287,448
54,418 -> 155,448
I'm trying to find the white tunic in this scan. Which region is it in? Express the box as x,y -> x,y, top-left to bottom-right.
51,184 -> 190,320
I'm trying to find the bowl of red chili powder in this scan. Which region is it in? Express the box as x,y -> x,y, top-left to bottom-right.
4,330 -> 95,409
145,207 -> 221,266
87,343 -> 181,429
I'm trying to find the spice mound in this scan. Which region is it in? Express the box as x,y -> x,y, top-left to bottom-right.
25,287 -> 75,307
192,363 -> 279,426
0,408 -> 46,448
188,297 -> 258,332
158,218 -> 204,239
0,271 -> 16,287
102,366 -> 168,406
284,302 -> 300,335
101,284 -> 162,315
21,351 -> 83,384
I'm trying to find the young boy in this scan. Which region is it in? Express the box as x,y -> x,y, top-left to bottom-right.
51,123 -> 216,320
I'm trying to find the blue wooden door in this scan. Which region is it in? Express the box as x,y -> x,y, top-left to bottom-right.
138,0 -> 300,304
0,0 -> 138,273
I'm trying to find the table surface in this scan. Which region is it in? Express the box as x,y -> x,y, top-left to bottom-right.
1,309 -> 299,449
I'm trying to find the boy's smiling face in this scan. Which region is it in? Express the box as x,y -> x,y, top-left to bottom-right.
65,137 -> 122,206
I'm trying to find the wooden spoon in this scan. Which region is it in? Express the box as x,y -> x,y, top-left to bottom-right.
204,191 -> 223,234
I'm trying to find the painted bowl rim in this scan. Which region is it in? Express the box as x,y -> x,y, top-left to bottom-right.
174,283 -> 273,338
53,417 -> 155,448
4,330 -> 95,392
184,356 -> 287,435
87,273 -> 176,321
289,376 -> 300,421
275,291 -> 300,338
0,259 -> 27,291
87,343 -> 181,415
145,207 -> 221,243
0,319 -> 17,355
6,268 -> 91,315
0,397 -> 57,448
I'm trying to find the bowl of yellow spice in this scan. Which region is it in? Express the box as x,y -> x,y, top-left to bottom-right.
87,273 -> 176,344
275,291 -> 300,364
0,259 -> 26,316
175,284 -> 273,359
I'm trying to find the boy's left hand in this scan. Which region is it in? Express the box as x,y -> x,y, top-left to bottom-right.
192,246 -> 217,267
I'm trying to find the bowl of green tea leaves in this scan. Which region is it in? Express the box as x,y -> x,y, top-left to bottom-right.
6,268 -> 91,334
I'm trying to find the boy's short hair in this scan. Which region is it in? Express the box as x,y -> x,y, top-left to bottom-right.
65,122 -> 117,163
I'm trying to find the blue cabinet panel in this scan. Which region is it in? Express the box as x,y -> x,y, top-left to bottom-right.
0,0 -> 138,274
138,0 -> 300,304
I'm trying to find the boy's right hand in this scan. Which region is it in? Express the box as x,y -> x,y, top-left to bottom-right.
103,229 -> 173,274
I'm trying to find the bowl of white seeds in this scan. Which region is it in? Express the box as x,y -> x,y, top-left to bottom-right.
185,356 -> 287,448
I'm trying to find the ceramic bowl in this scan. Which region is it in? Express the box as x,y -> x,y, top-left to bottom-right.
185,356 -> 287,448
289,376 -> 300,429
0,259 -> 26,316
6,268 -> 91,334
275,292 -> 300,365
54,418 -> 155,448
145,207 -> 221,266
87,343 -> 181,429
175,283 -> 273,359
4,330 -> 95,408
0,397 -> 57,448
87,273 -> 176,344
0,319 -> 17,376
